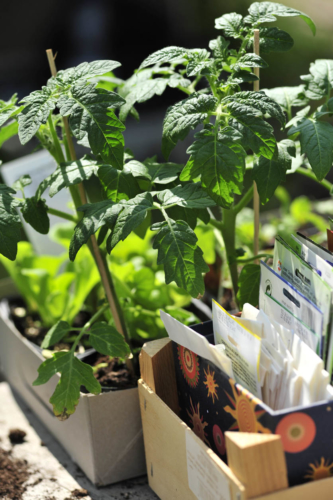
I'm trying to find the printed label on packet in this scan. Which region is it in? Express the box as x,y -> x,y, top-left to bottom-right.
260,261 -> 323,353
273,236 -> 331,357
186,431 -> 231,500
212,300 -> 262,399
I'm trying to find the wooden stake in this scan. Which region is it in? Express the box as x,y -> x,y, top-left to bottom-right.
253,29 -> 260,263
45,49 -> 131,348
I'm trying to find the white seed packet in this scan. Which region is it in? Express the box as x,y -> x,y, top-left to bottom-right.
295,232 -> 333,267
260,261 -> 324,353
212,300 -> 262,399
290,234 -> 333,288
160,310 -> 234,378
273,236 -> 331,358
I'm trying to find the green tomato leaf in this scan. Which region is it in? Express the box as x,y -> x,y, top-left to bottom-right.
180,127 -> 245,208
301,60 -> 333,101
258,27 -> 294,54
228,103 -> 276,159
224,91 -> 285,126
98,164 -> 140,201
0,185 -> 22,260
246,2 -> 316,35
186,50 -> 212,77
120,78 -> 169,122
166,206 -> 198,230
0,94 -> 19,127
167,74 -> 191,89
288,118 -> 333,180
124,160 -> 151,180
58,83 -> 126,169
89,322 -> 130,358
33,351 -> 101,420
209,36 -> 230,59
0,121 -> 19,148
237,264 -> 260,309
215,13 -> 243,38
152,219 -> 208,298
38,156 -> 100,198
157,183 -> 216,209
252,139 -> 295,204
139,46 -> 188,69
147,162 -> 182,184
18,87 -> 57,145
236,54 -> 268,69
70,201 -> 122,260
57,60 -> 122,84
41,320 -> 71,349
230,70 -> 259,84
21,197 -> 50,235
263,85 -> 307,112
162,93 -> 217,159
12,175 -> 32,193
108,192 -> 153,251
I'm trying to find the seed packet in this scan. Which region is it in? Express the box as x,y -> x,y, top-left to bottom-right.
212,300 -> 262,399
160,310 -> 234,378
260,261 -> 324,354
291,233 -> 333,277
273,236 -> 332,360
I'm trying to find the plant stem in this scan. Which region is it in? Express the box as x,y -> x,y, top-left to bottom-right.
209,218 -> 224,230
45,49 -> 131,348
233,185 -> 254,215
221,208 -> 239,297
71,302 -> 109,353
236,253 -> 271,264
47,207 -> 77,223
47,115 -> 65,164
295,167 -> 333,192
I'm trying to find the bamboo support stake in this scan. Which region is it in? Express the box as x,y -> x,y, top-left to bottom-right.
253,29 -> 260,263
45,49 -> 131,347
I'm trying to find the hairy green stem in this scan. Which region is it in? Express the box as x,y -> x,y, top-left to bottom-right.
61,117 -> 132,353
47,115 -> 65,164
47,207 -> 78,223
295,167 -> 333,192
233,185 -> 254,215
221,208 -> 239,297
71,303 -> 109,353
209,218 -> 224,230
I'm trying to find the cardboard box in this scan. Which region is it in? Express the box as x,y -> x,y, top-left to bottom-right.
139,338 -> 333,500
0,304 -> 146,485
171,320 -> 333,488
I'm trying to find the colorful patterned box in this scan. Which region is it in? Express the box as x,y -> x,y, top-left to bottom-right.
172,320 -> 333,487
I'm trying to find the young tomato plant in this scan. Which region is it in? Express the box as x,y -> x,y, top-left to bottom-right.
0,59 -> 214,418
115,2 -> 319,307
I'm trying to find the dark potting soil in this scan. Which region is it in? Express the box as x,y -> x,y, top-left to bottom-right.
7,297 -> 137,391
0,447 -> 29,499
88,352 -> 137,390
8,429 -> 27,445
8,297 -> 91,352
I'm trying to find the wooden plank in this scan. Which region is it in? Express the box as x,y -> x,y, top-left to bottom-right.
253,476 -> 333,500
226,432 -> 288,498
139,338 -> 179,415
139,380 -> 246,500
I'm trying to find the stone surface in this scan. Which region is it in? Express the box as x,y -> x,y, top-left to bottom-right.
0,382 -> 158,500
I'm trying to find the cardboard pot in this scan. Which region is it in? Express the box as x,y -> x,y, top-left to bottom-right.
0,300 -> 146,486
139,338 -> 333,500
